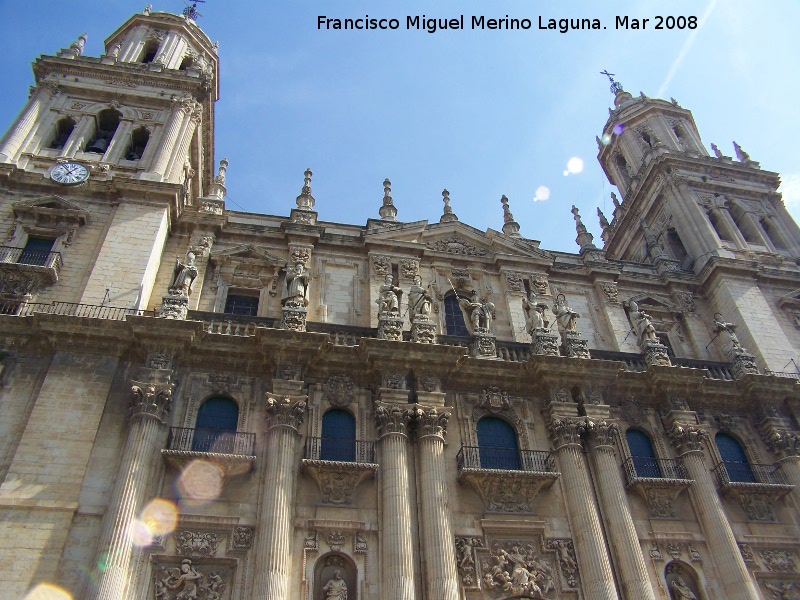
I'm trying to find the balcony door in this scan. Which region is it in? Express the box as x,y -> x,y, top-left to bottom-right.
192,397 -> 239,453
626,429 -> 662,478
321,409 -> 356,462
477,417 -> 521,470
716,432 -> 756,483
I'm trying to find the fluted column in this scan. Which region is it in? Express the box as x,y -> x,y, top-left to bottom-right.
414,406 -> 459,600
165,105 -> 201,183
667,423 -> 760,600
547,418 -> 618,600
91,376 -> 174,600
375,403 -> 416,600
0,82 -> 58,162
61,114 -> 95,157
762,427 -> 800,508
146,97 -> 192,178
253,393 -> 306,598
586,421 -> 656,600
103,118 -> 134,163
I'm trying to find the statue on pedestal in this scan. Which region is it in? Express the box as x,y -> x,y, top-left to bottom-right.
322,570 -> 348,600
281,262 -> 310,308
169,251 -> 198,296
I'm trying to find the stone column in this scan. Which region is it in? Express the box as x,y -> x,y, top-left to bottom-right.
0,82 -> 58,162
414,406 -> 459,600
252,393 -> 306,598
146,98 -> 191,179
102,119 -> 134,164
61,114 -> 95,157
586,421 -> 656,600
91,366 -> 174,600
547,417 -> 619,600
666,423 -> 760,600
762,427 -> 800,508
375,403 -> 417,600
165,105 -> 201,183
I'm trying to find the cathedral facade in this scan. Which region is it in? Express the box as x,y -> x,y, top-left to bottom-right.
1,9 -> 800,600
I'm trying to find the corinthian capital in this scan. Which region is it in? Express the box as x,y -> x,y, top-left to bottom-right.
585,419 -> 619,450
763,428 -> 800,459
413,406 -> 451,440
547,417 -> 587,450
129,381 -> 174,424
265,393 -> 307,431
374,403 -> 414,438
666,422 -> 707,454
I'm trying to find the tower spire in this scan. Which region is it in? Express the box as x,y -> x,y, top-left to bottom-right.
572,205 -> 596,252
500,195 -> 521,237
378,178 -> 397,221
439,189 -> 458,223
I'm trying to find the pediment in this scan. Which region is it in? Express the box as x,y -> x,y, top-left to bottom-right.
12,195 -> 90,225
628,293 -> 680,312
212,245 -> 285,264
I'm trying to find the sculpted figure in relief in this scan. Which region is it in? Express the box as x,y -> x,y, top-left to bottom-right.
458,290 -> 495,332
670,576 -> 698,599
407,275 -> 433,318
376,274 -> 402,315
627,300 -> 659,345
552,294 -> 579,336
169,252 -> 198,296
322,570 -> 348,600
713,312 -> 741,348
523,291 -> 550,334
282,262 -> 310,307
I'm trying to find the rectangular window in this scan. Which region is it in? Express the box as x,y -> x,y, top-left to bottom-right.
18,237 -> 55,267
224,292 -> 259,316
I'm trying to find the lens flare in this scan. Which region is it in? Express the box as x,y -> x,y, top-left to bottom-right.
566,157 -> 584,174
600,133 -> 612,145
131,498 -> 178,547
613,123 -> 625,135
533,186 -> 550,202
23,584 -> 72,600
177,459 -> 224,505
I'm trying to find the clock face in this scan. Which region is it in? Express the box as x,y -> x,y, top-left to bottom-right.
50,162 -> 90,185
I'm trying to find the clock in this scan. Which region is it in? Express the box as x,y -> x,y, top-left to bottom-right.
50,162 -> 90,185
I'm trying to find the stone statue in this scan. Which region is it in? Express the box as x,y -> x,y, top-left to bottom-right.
322,570 -> 348,600
523,291 -> 550,334
627,300 -> 659,345
376,274 -> 402,315
552,294 -> 579,336
670,577 -> 697,599
169,252 -> 198,296
713,312 -> 741,348
163,559 -> 202,599
281,262 -> 310,307
407,275 -> 432,318
458,290 -> 495,332
144,4 -> 152,15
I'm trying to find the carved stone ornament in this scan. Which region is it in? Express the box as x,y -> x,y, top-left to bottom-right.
230,526 -> 254,549
325,531 -> 346,550
159,295 -> 190,320
153,558 -> 230,600
547,417 -> 587,450
146,352 -> 173,371
478,386 -> 511,413
382,372 -> 406,390
460,471 -> 558,513
411,319 -> 437,344
561,331 -> 590,359
531,330 -> 560,356
688,545 -> 702,562
643,339 -> 672,367
264,393 -> 306,431
129,381 -> 174,424
418,375 -> 440,392
0,269 -> 52,300
304,531 -> 318,551
208,373 -> 233,394
505,271 -> 524,292
481,540 -> 557,597
276,363 -> 302,381
547,539 -> 579,589
650,542 -> 664,561
473,329 -> 497,358
739,492 -> 781,522
324,374 -> 354,408
730,350 -> 760,379
600,282 -> 619,302
764,428 -> 800,459
377,315 -> 404,341
400,258 -> 419,279
280,305 -> 307,332
531,274 -> 549,296
374,403 -> 413,437
414,406 -> 450,439
455,536 -> 484,588
632,482 -> 691,519
739,543 -> 755,563
762,580 -> 800,599
174,530 -> 224,558
585,420 -> 619,449
426,236 -> 488,256
303,466 -> 377,505
667,422 -> 707,454
290,246 -> 311,265
371,255 -> 391,276
761,549 -> 798,573
666,543 -> 682,559
673,291 -> 696,312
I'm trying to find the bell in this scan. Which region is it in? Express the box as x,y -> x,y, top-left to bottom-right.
86,136 -> 109,154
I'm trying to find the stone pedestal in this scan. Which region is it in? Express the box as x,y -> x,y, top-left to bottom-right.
642,340 -> 671,367
378,314 -> 404,341
729,348 -> 759,378
562,331 -> 590,358
411,315 -> 437,344
280,304 -> 307,331
472,327 -> 496,358
531,329 -> 560,356
159,294 -> 189,319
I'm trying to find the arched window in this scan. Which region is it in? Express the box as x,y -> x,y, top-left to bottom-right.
444,292 -> 469,337
716,432 -> 755,483
626,429 -> 661,478
125,126 -> 150,160
477,417 -> 520,470
179,55 -> 194,70
193,397 -> 239,453
86,109 -> 122,154
141,39 -> 160,63
49,117 -> 75,150
707,210 -> 735,242
321,409 -> 356,462
761,217 -> 788,250
665,228 -> 689,266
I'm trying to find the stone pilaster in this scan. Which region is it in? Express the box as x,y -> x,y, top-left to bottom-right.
413,406 -> 459,600
762,427 -> 800,508
145,97 -> 192,179
91,369 -> 174,600
252,393 -> 307,598
374,403 -> 416,600
547,417 -> 619,599
666,423 -> 760,600
586,420 -> 656,600
0,82 -> 58,162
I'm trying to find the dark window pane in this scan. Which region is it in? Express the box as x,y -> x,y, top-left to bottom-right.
321,409 -> 356,462
626,429 -> 662,478
716,432 -> 756,483
193,397 -> 239,453
444,293 -> 469,337
477,417 -> 520,470
19,237 -> 54,266
224,294 -> 259,316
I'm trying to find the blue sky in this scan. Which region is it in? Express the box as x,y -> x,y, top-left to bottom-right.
1,0 -> 798,253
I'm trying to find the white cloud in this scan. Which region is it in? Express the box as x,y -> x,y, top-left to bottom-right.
781,173 -> 800,222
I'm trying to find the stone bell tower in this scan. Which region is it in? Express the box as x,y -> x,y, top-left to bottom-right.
596,79 -> 800,372
0,8 -> 220,312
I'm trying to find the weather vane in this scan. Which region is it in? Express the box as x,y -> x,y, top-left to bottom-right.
182,0 -> 205,20
600,70 -> 623,94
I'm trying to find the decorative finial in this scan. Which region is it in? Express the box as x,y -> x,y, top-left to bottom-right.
571,205 -> 587,234
379,178 -> 397,221
710,143 -> 724,159
214,158 -> 228,185
144,4 -> 152,15
572,205 -> 596,252
296,168 -> 315,211
70,33 -> 88,56
500,195 -> 521,237
110,42 -> 122,58
439,189 -> 458,223
597,207 -> 610,230
600,70 -> 623,94
732,141 -> 750,162
611,192 -> 621,210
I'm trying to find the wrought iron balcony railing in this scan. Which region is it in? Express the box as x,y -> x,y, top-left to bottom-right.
0,245 -> 63,271
623,456 -> 690,485
165,426 -> 256,456
457,445 -> 557,473
713,460 -> 790,489
303,436 -> 376,464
